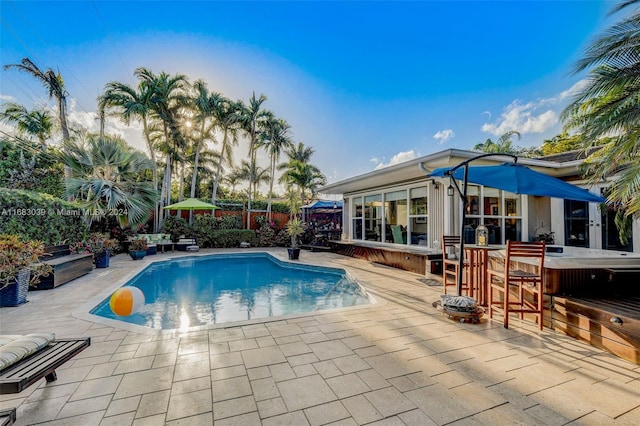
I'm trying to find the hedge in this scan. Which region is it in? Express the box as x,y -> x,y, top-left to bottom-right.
0,188 -> 87,245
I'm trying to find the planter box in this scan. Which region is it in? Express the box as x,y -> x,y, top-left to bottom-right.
0,270 -> 30,307
33,253 -> 94,290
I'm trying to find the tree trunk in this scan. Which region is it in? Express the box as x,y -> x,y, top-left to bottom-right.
212,129 -> 228,205
267,152 -> 275,221
142,118 -> 159,232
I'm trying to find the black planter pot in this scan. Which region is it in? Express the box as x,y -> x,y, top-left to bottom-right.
287,247 -> 301,260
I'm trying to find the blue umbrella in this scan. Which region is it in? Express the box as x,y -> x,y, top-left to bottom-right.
427,155 -> 605,296
429,162 -> 605,203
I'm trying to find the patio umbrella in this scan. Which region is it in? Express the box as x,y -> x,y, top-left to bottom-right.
163,198 -> 220,223
429,162 -> 605,203
427,154 -> 605,296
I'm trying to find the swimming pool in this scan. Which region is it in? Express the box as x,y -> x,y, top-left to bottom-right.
90,253 -> 371,330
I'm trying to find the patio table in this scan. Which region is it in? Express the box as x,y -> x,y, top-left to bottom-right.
460,244 -> 504,306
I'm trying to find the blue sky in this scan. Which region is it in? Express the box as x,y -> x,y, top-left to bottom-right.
0,1 -> 614,187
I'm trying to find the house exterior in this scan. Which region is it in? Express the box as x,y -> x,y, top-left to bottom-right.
318,148 -> 638,253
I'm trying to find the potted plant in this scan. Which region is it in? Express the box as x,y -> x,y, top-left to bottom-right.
0,234 -> 52,307
286,218 -> 305,260
284,187 -> 305,260
87,233 -> 118,268
128,238 -> 148,260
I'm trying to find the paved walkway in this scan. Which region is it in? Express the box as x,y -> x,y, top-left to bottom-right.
1,249 -> 639,425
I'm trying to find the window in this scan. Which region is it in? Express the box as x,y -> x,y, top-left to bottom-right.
564,200 -> 588,247
364,195 -> 382,242
464,186 -> 522,244
409,187 -> 428,246
384,190 -> 408,244
348,184 -> 429,246
352,197 -> 363,240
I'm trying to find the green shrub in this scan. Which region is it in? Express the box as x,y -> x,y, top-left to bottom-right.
0,142 -> 64,198
218,213 -> 242,230
209,230 -> 257,248
0,188 -> 87,245
161,215 -> 190,241
191,214 -> 218,247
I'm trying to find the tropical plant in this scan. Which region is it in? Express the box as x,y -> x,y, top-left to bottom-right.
99,73 -> 160,230
285,217 -> 305,248
259,115 -> 293,220
161,215 -> 189,241
0,234 -> 52,290
0,103 -> 53,150
279,160 -> 327,202
3,58 -> 71,143
235,160 -> 270,199
189,80 -> 222,199
238,92 -> 269,229
472,130 -> 522,154
0,188 -> 86,244
129,238 -> 148,251
58,133 -> 158,228
135,68 -> 190,224
211,98 -> 241,204
561,0 -> 640,235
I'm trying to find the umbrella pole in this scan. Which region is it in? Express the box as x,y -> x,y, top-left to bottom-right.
457,163 -> 469,296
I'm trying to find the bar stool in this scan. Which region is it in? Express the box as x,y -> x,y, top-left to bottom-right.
487,241 -> 546,330
442,236 -> 474,297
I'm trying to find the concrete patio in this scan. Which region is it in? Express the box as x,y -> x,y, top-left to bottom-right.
1,249 -> 639,425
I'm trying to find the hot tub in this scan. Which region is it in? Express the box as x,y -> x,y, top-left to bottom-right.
489,246 -> 640,295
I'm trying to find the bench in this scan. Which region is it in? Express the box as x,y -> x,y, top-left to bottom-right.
0,409 -> 15,426
32,253 -> 94,290
0,338 -> 91,394
176,238 -> 199,252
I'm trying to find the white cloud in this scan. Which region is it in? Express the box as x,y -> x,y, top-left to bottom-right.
433,129 -> 455,145
372,150 -> 417,170
481,100 -> 558,136
0,94 -> 16,102
556,79 -> 590,103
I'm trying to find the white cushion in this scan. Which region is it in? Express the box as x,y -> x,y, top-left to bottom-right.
0,333 -> 56,371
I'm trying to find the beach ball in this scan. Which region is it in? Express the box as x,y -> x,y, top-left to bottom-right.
110,287 -> 145,316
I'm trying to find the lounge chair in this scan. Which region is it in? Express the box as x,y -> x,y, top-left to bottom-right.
0,333 -> 90,394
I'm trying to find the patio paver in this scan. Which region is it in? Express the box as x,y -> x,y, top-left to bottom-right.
0,248 -> 638,425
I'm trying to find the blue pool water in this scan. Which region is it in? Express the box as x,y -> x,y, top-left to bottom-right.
90,253 -> 370,330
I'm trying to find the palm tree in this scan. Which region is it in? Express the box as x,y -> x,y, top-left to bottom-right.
285,142 -> 315,163
224,170 -> 242,197
279,160 -> 327,202
238,92 -> 268,228
99,76 -> 160,229
189,80 -> 223,200
236,160 -> 270,198
472,130 -> 522,154
562,0 -> 640,224
59,134 -> 158,228
4,58 -> 71,143
136,68 -> 190,219
259,115 -> 293,220
211,98 -> 241,204
0,102 -> 53,149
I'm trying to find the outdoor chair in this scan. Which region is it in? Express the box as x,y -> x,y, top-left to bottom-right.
390,225 -> 407,244
442,236 -> 473,296
487,241 -> 546,330
0,334 -> 91,394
